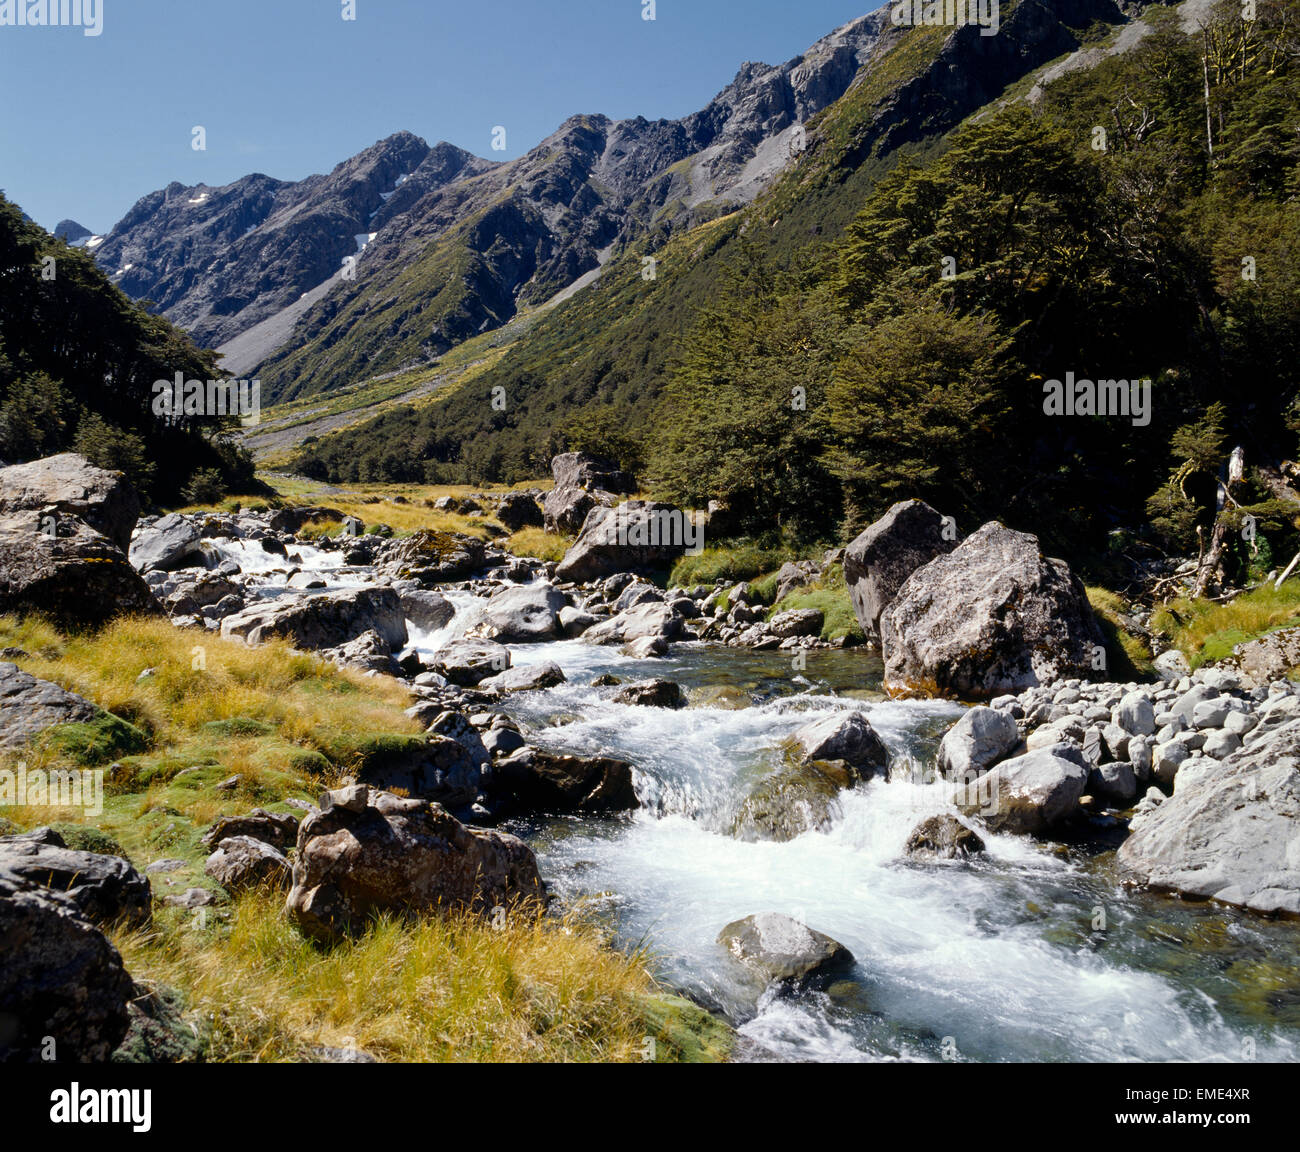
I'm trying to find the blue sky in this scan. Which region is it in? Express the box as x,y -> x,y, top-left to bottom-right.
1,0 -> 875,234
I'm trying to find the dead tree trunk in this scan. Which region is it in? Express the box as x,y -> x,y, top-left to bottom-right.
1192,445 -> 1244,598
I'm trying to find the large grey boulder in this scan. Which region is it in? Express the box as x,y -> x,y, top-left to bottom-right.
903,814 -> 986,860
0,832 -> 151,927
398,588 -> 455,633
375,529 -> 487,584
479,662 -> 566,694
1233,627 -> 1300,683
0,511 -> 163,629
200,808 -> 299,853
936,706 -> 1022,782
474,582 -> 566,642
843,499 -> 956,643
496,491 -> 544,532
428,639 -> 511,686
787,711 -> 889,777
285,787 -> 545,941
204,835 -> 291,893
881,522 -> 1104,699
769,608 -> 824,639
491,748 -> 639,814
555,502 -> 696,583
582,601 -> 683,646
0,453 -> 139,551
731,758 -> 859,842
1117,717 -> 1300,916
129,513 -> 207,572
0,870 -> 135,1061
954,743 -> 1089,835
542,486 -> 603,536
549,452 -> 637,496
717,913 -> 854,991
356,733 -> 482,810
221,586 -> 407,652
0,661 -> 102,749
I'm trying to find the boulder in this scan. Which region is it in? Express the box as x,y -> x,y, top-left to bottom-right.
731,759 -> 858,842
356,733 -> 482,810
267,506 -> 343,535
768,608 -> 824,639
1233,627 -> 1300,683
204,836 -> 291,893
613,679 -> 684,708
954,744 -> 1088,836
843,499 -> 956,643
0,871 -> 134,1061
129,513 -> 208,572
1088,760 -> 1138,805
491,748 -> 638,813
496,492 -> 544,532
479,662 -> 567,693
221,586 -> 407,652
0,661 -> 103,749
774,560 -> 820,602
398,588 -> 455,633
717,913 -> 855,991
0,512 -> 163,629
555,502 -> 696,583
1117,716 -> 1300,916
787,712 -> 889,777
542,486 -> 603,535
285,787 -> 545,940
583,601 -> 683,646
199,808 -> 299,853
376,529 -> 486,584
429,639 -> 511,686
0,834 -> 150,927
936,706 -> 1022,782
549,452 -> 637,496
0,453 -> 139,551
475,582 -> 566,642
881,522 -> 1104,699
1115,691 -> 1156,737
424,711 -> 491,769
903,814 -> 987,860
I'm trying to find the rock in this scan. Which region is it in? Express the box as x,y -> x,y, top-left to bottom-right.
1152,648 -> 1191,680
903,814 -> 986,860
555,501 -> 696,583
1233,627 -> 1300,683
1153,739 -> 1193,787
0,871 -> 134,1061
0,511 -> 163,629
481,727 -> 526,758
543,486 -> 603,535
613,678 -> 684,708
0,836 -> 150,927
491,748 -> 638,813
1191,698 -> 1233,729
496,492 -> 544,532
623,636 -> 668,659
0,453 -> 139,551
129,513 -> 208,572
843,499 -> 957,643
1115,691 -> 1156,736
881,522 -> 1104,699
285,788 -> 545,941
476,582 -> 566,642
774,560 -> 820,602
584,601 -> 683,646
376,529 -> 487,584
787,711 -> 889,777
558,605 -> 597,636
320,628 -> 395,674
549,452 -> 637,496
1088,760 -> 1138,805
1202,729 -> 1242,758
768,608 -> 824,639
267,506 -> 344,535
356,733 -> 482,810
731,759 -> 858,842
717,913 -> 854,991
480,662 -> 567,693
204,836 -> 291,893
954,744 -> 1088,835
221,586 -> 407,652
0,661 -> 104,749
936,706 -> 1022,782
1117,716 -> 1300,916
429,639 -> 511,686
199,808 -> 299,853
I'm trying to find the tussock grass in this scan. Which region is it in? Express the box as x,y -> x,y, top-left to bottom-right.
768,566 -> 863,643
1151,584 -> 1300,668
670,541 -> 798,588
112,895 -> 728,1063
505,527 -> 569,563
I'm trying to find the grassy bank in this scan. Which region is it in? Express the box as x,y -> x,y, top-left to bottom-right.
0,613 -> 732,1063
1151,584 -> 1300,669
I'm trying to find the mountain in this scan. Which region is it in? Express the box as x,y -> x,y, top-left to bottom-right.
53,219 -> 92,245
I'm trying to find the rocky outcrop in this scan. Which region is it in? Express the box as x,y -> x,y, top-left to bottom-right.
717,913 -> 854,991
355,734 -> 482,810
220,586 -> 407,652
0,511 -> 163,629
0,454 -> 139,551
376,529 -> 487,584
0,831 -> 151,927
0,661 -> 103,749
1118,715 -> 1300,916
881,522 -> 1104,699
285,785 -> 545,940
0,870 -> 135,1061
474,582 -> 566,642
1232,628 -> 1300,683
843,499 -> 956,643
491,748 -> 639,813
129,513 -> 208,573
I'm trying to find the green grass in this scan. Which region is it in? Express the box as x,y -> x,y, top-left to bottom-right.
767,565 -> 864,643
670,540 -> 799,588
1151,583 -> 1300,669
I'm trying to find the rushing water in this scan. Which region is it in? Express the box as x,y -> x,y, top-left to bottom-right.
222,549 -> 1300,1063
